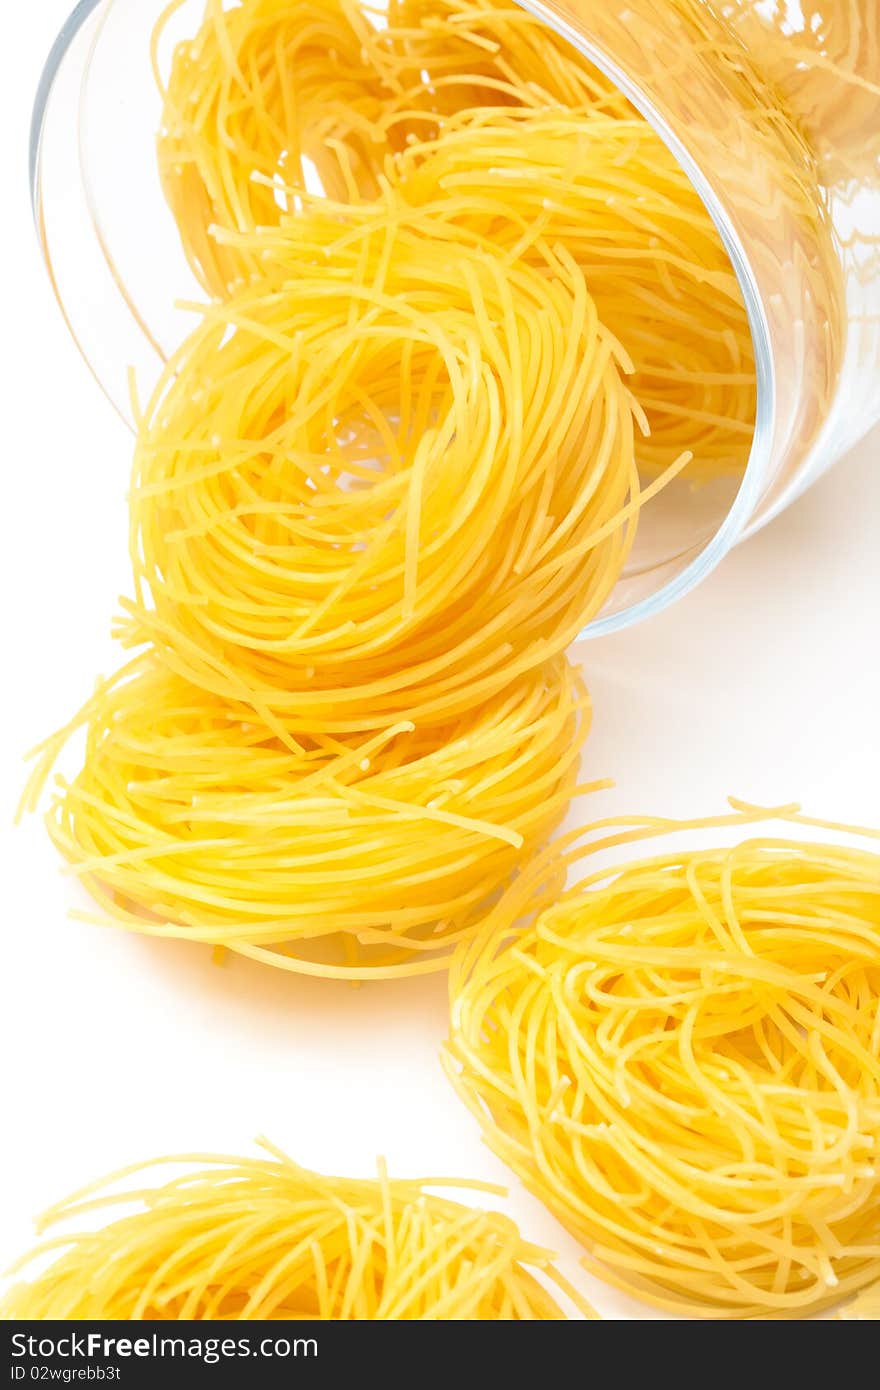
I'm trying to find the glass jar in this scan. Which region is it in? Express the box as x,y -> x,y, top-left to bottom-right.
30,0 -> 880,636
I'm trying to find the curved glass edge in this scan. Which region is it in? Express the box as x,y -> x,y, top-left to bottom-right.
29,0 -> 106,223
513,1 -> 776,640
30,0 -> 776,642
29,0 -> 138,431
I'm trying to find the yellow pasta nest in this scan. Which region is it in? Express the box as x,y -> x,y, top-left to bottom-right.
155,0 -> 626,294
27,652 -> 589,980
122,204 -> 652,734
0,1146 -> 596,1319
155,0 -> 392,293
389,105 -> 755,478
446,804 -> 880,1317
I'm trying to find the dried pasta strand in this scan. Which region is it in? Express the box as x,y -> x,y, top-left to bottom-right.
0,1144 -> 597,1320
26,651 -> 593,980
446,801 -> 880,1318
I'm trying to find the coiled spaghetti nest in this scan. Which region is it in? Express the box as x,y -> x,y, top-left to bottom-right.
122,204 -> 647,733
0,1146 -> 595,1320
446,804 -> 880,1317
27,651 -> 590,979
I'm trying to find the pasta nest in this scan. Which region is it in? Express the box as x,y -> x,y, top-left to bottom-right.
123,205 -> 643,731
28,652 -> 590,979
0,1146 -> 596,1320
446,805 -> 880,1316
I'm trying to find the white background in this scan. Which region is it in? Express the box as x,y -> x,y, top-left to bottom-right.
1,0 -> 878,1320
